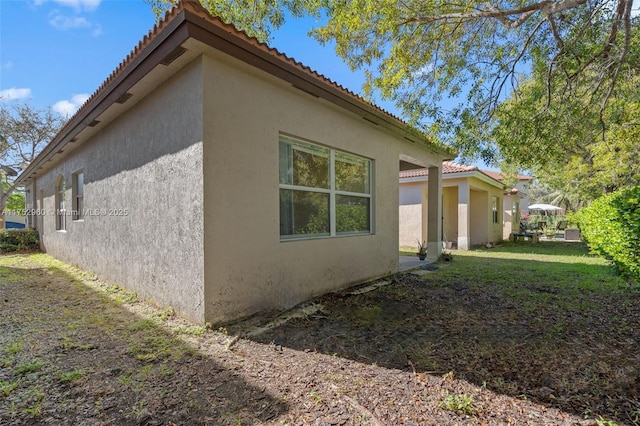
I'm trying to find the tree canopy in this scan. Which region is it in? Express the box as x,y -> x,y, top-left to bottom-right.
147,0 -> 638,202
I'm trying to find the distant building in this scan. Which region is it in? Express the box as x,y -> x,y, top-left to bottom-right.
400,161 -> 508,250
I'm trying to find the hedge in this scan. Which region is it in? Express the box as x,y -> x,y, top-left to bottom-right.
0,228 -> 40,252
576,186 -> 640,281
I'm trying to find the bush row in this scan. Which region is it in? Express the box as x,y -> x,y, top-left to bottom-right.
576,186 -> 640,282
0,228 -> 40,252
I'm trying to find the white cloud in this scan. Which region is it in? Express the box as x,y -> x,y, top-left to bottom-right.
60,0 -> 101,11
52,93 -> 90,117
1,61 -> 13,70
633,0 -> 640,17
92,23 -> 103,37
49,14 -> 91,30
38,0 -> 101,12
0,87 -> 32,100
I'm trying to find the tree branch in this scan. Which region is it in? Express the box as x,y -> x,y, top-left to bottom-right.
401,0 -> 587,28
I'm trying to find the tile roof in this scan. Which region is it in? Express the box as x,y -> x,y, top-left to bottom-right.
17,0 -> 454,185
399,161 -> 478,178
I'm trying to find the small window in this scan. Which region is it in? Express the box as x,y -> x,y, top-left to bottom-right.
72,171 -> 84,220
39,189 -> 44,233
55,175 -> 66,231
279,135 -> 372,238
492,196 -> 500,224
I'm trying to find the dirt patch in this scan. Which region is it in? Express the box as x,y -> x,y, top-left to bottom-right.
1,252 -> 637,425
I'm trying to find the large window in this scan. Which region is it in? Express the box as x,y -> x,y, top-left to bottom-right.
72,170 -> 84,221
279,135 -> 372,238
55,175 -> 66,231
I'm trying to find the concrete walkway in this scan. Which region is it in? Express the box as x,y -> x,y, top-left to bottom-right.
399,255 -> 436,271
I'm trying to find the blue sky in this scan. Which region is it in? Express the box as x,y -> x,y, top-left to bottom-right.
1,0 -> 637,170
0,0 -> 394,117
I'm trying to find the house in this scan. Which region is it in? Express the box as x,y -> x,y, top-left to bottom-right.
399,161 -> 507,250
481,170 -> 533,211
15,1 -> 453,325
481,170 -> 533,238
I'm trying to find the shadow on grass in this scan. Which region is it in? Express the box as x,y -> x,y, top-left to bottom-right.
236,242 -> 640,425
0,256 -> 287,425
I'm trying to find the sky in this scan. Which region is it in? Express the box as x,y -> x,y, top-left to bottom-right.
0,0 -> 394,117
1,0 -> 638,167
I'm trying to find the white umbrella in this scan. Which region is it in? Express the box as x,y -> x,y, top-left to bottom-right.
527,203 -> 562,217
527,203 -> 562,211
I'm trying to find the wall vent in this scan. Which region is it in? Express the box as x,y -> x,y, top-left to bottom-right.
88,120 -> 100,127
115,92 -> 133,104
160,46 -> 187,66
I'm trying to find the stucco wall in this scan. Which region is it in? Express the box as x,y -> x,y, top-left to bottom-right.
29,61 -> 206,323
201,52 -> 442,324
399,181 -> 424,247
442,186 -> 458,244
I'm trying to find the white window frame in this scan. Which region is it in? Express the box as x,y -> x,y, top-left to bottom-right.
279,135 -> 373,240
55,175 -> 66,231
492,196 -> 500,224
72,170 -> 84,221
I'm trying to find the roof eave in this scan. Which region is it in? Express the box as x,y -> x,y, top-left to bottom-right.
16,8 -> 193,186
17,1 -> 452,185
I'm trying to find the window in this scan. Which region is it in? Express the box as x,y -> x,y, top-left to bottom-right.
55,175 -> 66,231
279,135 -> 372,238
72,171 -> 84,220
39,189 -> 44,232
492,196 -> 500,224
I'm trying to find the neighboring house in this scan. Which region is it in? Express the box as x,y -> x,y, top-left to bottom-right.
399,161 -> 507,250
481,170 -> 532,211
16,1 -> 453,325
481,170 -> 533,238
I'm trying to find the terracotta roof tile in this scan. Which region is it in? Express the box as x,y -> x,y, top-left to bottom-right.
399,161 -> 478,178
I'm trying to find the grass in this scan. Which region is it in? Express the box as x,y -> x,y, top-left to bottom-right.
0,252 -> 223,423
59,370 -> 84,383
439,393 -> 476,416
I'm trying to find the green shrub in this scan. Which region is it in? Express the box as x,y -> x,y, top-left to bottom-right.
576,186 -> 640,281
0,228 -> 40,252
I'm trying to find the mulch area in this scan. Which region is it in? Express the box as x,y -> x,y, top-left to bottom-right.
1,253 -> 636,425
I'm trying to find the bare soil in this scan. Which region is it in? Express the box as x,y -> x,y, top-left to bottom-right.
1,251 -> 638,425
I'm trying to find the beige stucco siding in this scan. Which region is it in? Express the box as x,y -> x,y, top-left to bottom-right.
201,52 -> 439,324
31,60 -> 206,323
398,181 -> 424,248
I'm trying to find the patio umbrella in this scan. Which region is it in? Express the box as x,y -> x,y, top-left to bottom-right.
527,203 -> 562,216
527,203 -> 562,211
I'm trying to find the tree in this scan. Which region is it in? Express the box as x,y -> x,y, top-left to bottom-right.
147,1 -> 637,163
488,58 -> 640,207
0,101 -> 64,224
